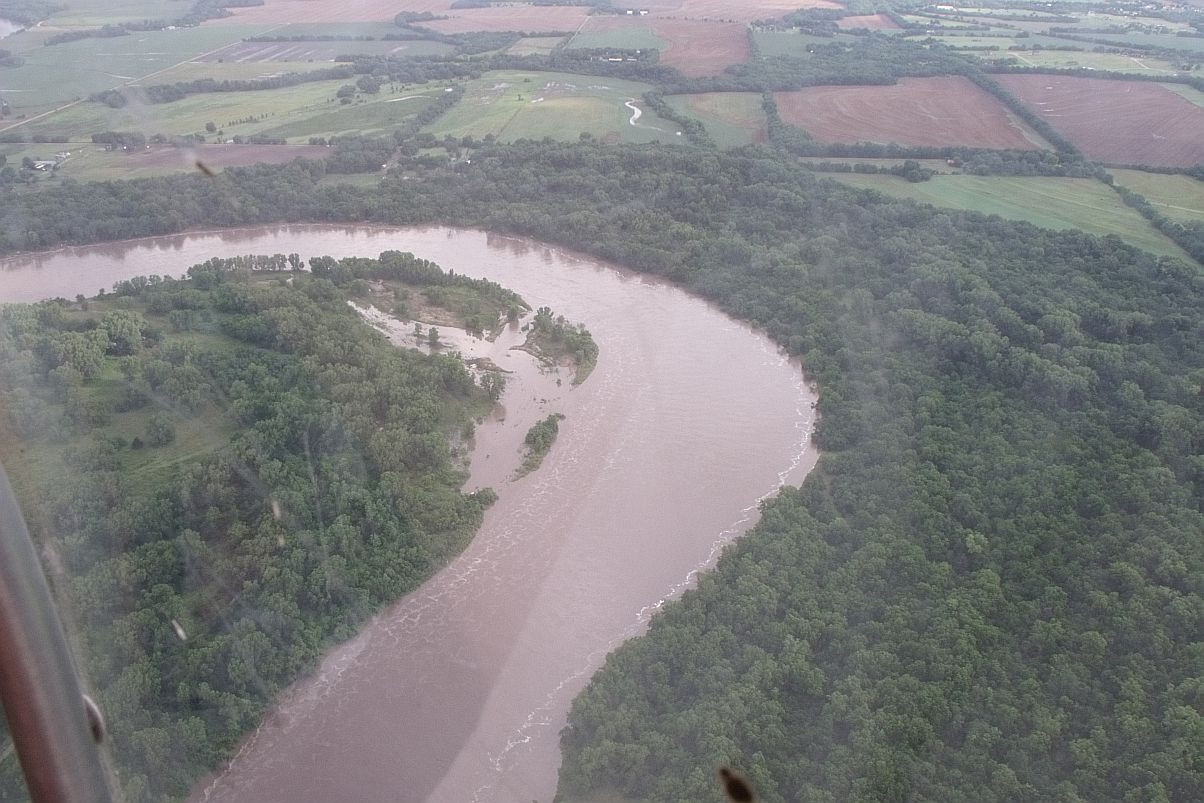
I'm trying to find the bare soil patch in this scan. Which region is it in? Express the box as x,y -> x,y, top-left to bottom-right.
775,77 -> 1042,150
836,14 -> 900,30
579,16 -> 749,77
209,0 -> 454,25
996,74 -> 1204,167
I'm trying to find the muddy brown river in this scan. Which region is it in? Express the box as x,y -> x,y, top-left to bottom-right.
0,225 -> 817,803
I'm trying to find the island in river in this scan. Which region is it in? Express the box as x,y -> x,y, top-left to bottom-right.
0,225 -> 817,803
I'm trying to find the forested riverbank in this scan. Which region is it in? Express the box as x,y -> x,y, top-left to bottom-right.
2,143 -> 1202,801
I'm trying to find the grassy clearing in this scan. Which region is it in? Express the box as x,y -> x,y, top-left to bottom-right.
1000,50 -> 1192,75
753,30 -> 859,58
507,36 -> 566,56
1160,82 -> 1204,108
423,70 -> 679,145
257,91 -> 439,140
665,92 -> 765,147
798,156 -> 953,172
1111,169 -> 1204,224
0,24 -> 273,116
825,173 -> 1194,260
565,26 -> 666,51
1077,31 -> 1204,55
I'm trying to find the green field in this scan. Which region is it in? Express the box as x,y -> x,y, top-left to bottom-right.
1073,31 -> 1204,55
128,60 -> 336,83
1160,82 -> 1204,108
39,0 -> 187,27
1000,49 -> 1193,75
507,36 -> 566,56
753,31 -> 859,58
423,71 -> 679,145
10,79 -> 450,142
255,22 -> 408,38
0,24 -> 273,117
565,26 -> 666,51
825,173 -> 1194,260
1111,169 -> 1204,224
665,92 -> 765,147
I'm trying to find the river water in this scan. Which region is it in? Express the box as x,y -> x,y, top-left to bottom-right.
0,225 -> 817,802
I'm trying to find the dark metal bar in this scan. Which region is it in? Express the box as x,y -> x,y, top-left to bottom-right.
0,464 -> 113,803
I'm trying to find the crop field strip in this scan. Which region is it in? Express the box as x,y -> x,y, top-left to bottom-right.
571,15 -> 749,78
1110,169 -> 1204,224
11,78 -> 447,143
807,172 -> 1194,261
206,0 -> 457,25
774,77 -> 1046,150
996,74 -> 1204,167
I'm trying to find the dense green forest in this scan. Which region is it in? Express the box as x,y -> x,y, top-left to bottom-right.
1,141 -> 1202,803
0,253 -> 506,801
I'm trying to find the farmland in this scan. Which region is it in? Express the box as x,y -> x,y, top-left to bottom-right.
610,0 -> 840,21
573,16 -> 749,77
774,77 -> 1046,150
507,37 -> 567,57
666,92 -> 766,146
207,0 -> 455,25
421,71 -> 678,145
417,6 -> 593,35
0,25 -> 273,115
565,26 -> 667,52
10,79 -> 447,143
835,14 -> 900,30
0,143 -> 330,182
816,173 -> 1194,260
200,38 -> 454,63
753,30 -> 860,58
1001,50 -> 1193,75
996,75 -> 1204,167
1110,169 -> 1204,224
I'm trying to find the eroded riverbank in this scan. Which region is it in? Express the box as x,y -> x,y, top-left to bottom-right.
1,225 -> 817,802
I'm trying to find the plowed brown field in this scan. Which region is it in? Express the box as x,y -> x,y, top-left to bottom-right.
577,16 -> 749,77
775,77 -> 1043,149
996,74 -> 1204,167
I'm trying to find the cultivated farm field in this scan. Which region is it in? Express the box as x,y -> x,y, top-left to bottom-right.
824,173 -> 1193,259
416,6 -> 593,34
208,0 -> 456,25
774,77 -> 1046,150
996,75 -> 1204,167
573,16 -> 748,77
201,39 -> 454,63
11,79 -> 445,143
